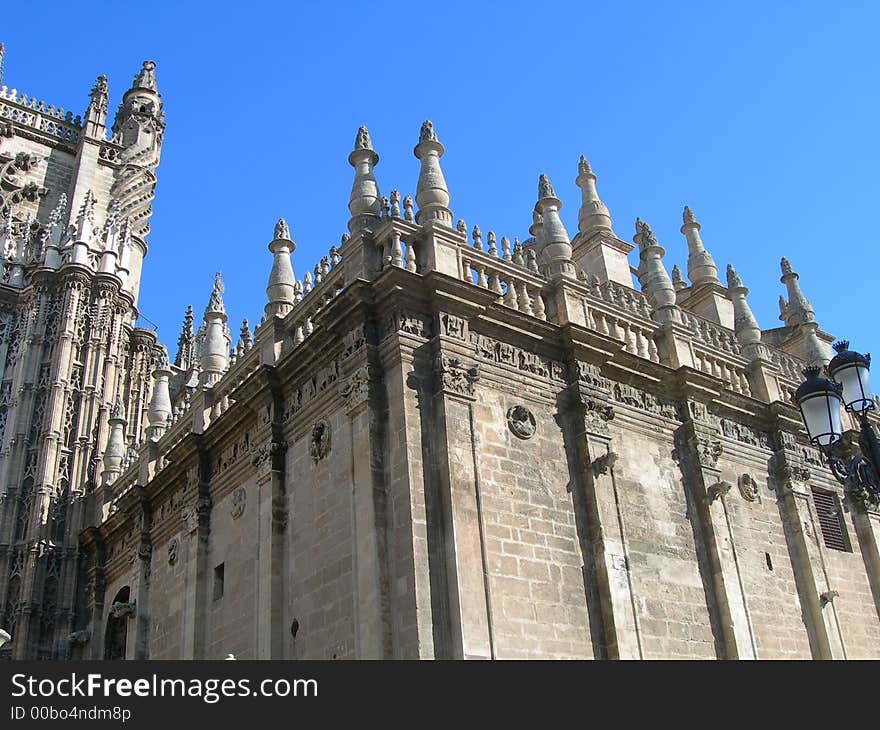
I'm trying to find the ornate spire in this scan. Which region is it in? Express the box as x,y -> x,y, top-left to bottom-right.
680,205 -> 719,287
174,304 -> 195,369
83,74 -> 109,140
726,264 -> 765,360
535,173 -> 575,278
200,274 -> 230,385
778,256 -> 815,326
266,218 -> 296,318
634,218 -> 678,322
414,120 -> 452,225
109,60 -> 164,259
347,126 -> 382,234
575,154 -> 613,236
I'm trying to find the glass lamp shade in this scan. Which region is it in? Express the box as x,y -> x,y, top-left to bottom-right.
794,367 -> 843,448
828,341 -> 873,413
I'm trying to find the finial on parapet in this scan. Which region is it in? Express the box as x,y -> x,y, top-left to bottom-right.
634,217 -> 657,250
132,60 -> 158,91
414,120 -> 452,225
575,154 -> 613,236
671,264 -> 687,291
726,263 -> 764,357
156,344 -> 170,370
206,273 -> 225,316
778,256 -> 815,325
200,274 -> 230,385
578,155 -> 592,176
635,217 -> 678,320
266,218 -> 296,317
726,263 -> 742,289
680,205 -> 719,287
538,174 -> 556,201
111,395 -> 126,421
355,125 -> 374,151
535,173 -> 574,278
420,120 -> 437,142
390,190 -> 401,218
456,219 -> 467,236
402,195 -> 414,222
529,209 -> 543,239
239,319 -> 253,351
348,125 -> 382,233
472,225 -> 482,250
274,217 -> 291,241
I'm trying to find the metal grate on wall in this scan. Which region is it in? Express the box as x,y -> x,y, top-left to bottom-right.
810,487 -> 850,552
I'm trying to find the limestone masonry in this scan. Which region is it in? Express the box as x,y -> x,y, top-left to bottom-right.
0,51 -> 878,660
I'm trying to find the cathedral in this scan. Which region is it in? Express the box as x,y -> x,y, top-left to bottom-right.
0,52 -> 878,661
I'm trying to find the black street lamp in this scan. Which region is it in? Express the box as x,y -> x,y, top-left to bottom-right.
794,341 -> 880,509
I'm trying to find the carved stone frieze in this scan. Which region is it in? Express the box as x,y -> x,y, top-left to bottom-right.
382,308 -> 431,340
215,430 -> 252,476
582,398 -> 615,436
613,383 -> 678,421
340,366 -> 370,412
471,333 -> 565,381
435,354 -> 479,399
251,439 -> 286,479
690,435 -> 723,469
439,312 -> 468,340
576,361 -> 611,395
283,360 -> 341,422
720,418 -> 770,449
341,324 -> 366,359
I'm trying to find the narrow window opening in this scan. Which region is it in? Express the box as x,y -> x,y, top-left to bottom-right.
213,563 -> 225,601
765,552 -> 773,571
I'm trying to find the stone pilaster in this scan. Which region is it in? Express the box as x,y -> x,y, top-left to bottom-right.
567,360 -> 640,658
770,426 -> 845,659
430,342 -> 491,659
340,352 -> 389,658
676,409 -> 757,659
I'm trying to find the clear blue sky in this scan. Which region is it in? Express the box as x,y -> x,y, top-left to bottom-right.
3,1 -> 879,364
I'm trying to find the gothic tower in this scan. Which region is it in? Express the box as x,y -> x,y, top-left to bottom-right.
0,52 -> 164,658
